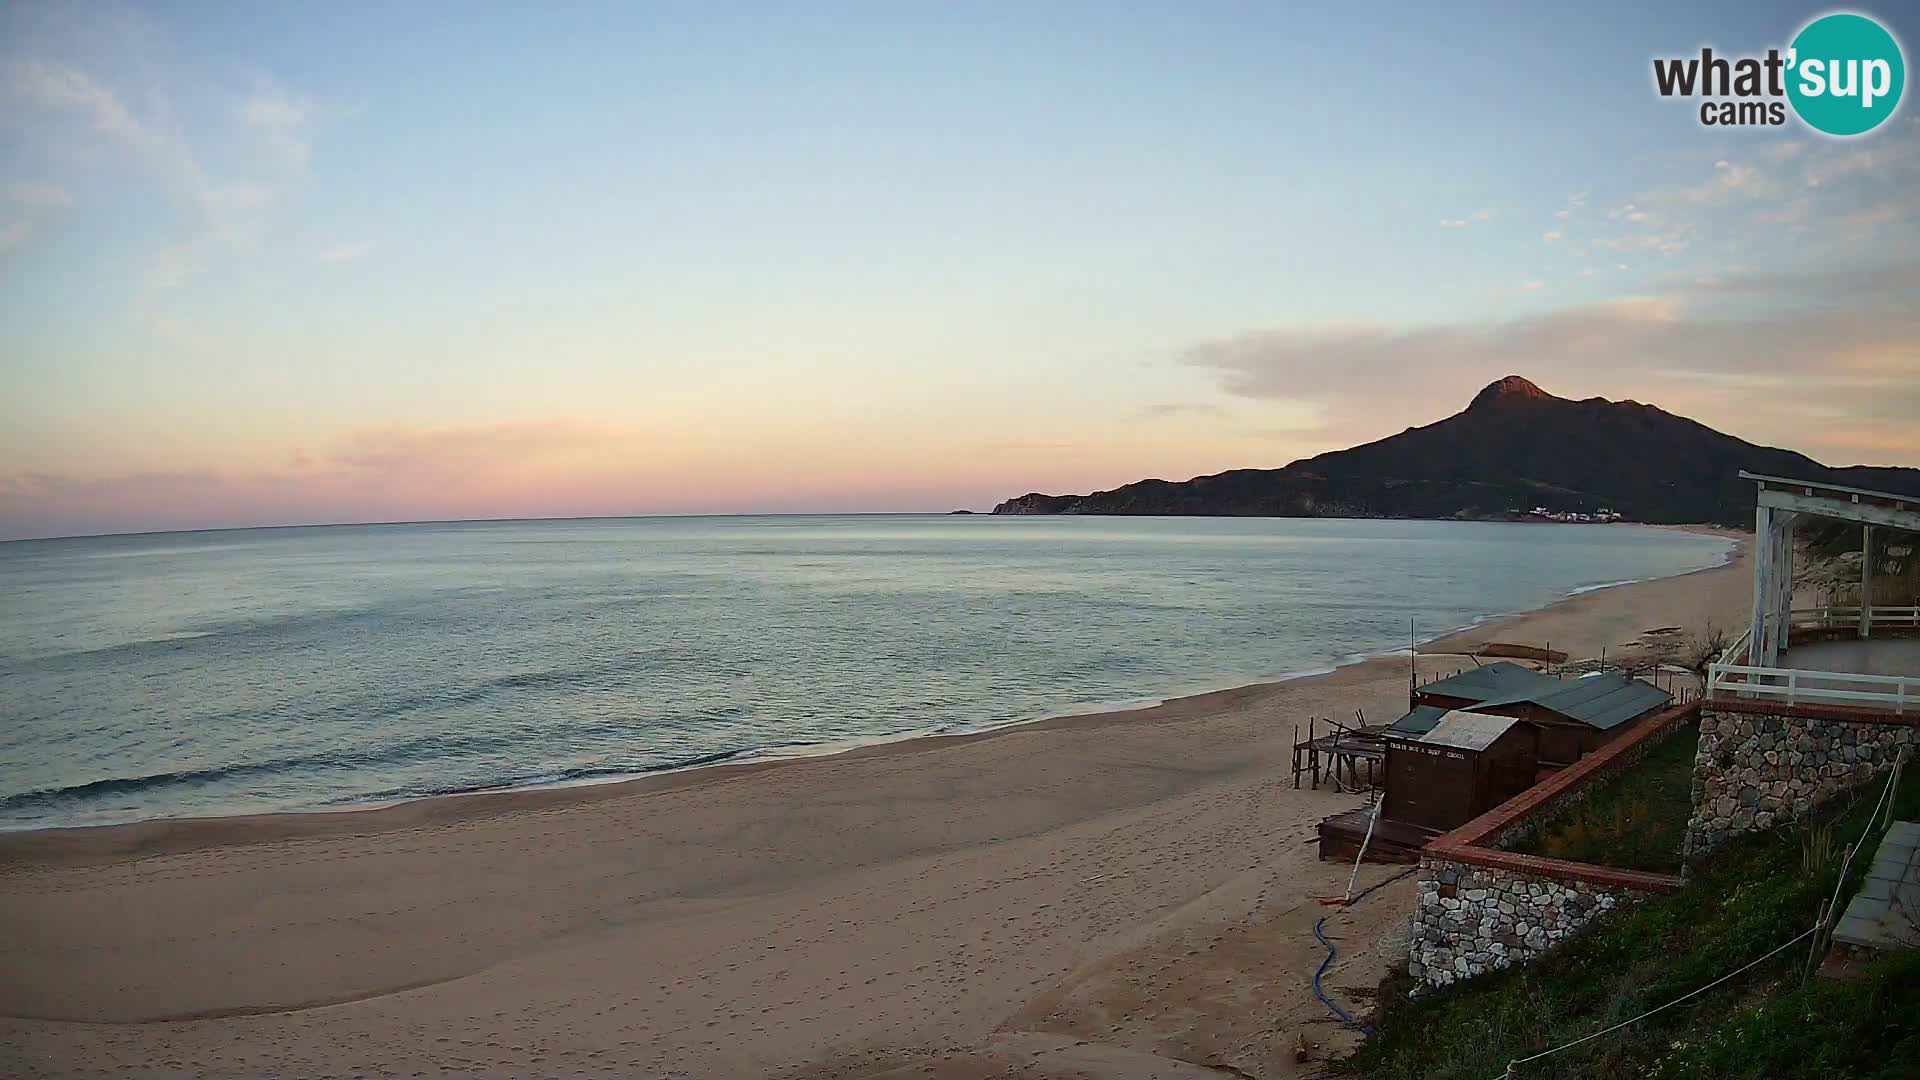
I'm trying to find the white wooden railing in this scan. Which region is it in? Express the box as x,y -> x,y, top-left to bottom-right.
1707,663 -> 1913,712
1788,605 -> 1920,629
1720,626 -> 1754,668
1706,608 -> 1918,713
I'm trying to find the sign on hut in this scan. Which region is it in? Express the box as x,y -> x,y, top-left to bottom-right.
1381,711 -> 1540,833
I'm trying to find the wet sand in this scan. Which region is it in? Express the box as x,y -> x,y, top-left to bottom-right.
0,531 -> 1751,1079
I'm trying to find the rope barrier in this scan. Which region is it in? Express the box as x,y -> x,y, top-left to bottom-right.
1486,925 -> 1817,1078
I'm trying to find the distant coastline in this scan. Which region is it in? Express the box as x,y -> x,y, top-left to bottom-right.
0,524 -> 1733,844
989,376 -> 1920,527
0,527 -> 1756,1080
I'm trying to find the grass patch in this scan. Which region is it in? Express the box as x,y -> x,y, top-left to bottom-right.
1506,726 -> 1699,874
1342,764 -> 1920,1080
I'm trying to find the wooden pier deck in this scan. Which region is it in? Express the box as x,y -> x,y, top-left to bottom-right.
1291,715 -> 1385,791
1316,806 -> 1440,864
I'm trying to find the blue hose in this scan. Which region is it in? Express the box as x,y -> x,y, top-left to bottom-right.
1312,915 -> 1370,1033
1312,866 -> 1419,1035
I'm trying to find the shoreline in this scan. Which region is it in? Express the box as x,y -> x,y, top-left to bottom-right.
0,527 -> 1739,864
0,532 -> 1757,1078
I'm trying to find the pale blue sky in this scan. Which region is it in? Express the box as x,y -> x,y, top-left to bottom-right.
2,2 -> 1916,538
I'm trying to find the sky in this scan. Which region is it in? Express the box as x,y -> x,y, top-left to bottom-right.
2,1 -> 1917,540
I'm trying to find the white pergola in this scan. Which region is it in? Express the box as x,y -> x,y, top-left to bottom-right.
1745,471 -> 1920,670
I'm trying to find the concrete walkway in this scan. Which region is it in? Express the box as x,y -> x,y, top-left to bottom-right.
1833,820 -> 1920,951
1783,638 -> 1920,679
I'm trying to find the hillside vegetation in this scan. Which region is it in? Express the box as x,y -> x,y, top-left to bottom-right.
1342,765 -> 1920,1079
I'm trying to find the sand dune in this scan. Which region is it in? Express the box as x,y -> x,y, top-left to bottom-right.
0,534 -> 1750,1078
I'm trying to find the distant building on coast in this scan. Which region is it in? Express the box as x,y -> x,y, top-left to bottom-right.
1526,506 -> 1624,523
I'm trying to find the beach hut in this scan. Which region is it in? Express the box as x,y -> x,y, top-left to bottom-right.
1412,663 -> 1671,766
1465,671 -> 1671,765
1381,711 -> 1540,833
1412,661 -> 1564,712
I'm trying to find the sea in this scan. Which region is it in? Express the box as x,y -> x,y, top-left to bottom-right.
0,516 -> 1731,831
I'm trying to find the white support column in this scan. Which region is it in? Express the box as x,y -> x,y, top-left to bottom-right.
1751,503 -> 1773,668
1766,519 -> 1782,667
1772,516 -> 1796,667
1861,524 -> 1874,639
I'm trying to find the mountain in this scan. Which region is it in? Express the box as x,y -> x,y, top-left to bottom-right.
991,376 -> 1920,526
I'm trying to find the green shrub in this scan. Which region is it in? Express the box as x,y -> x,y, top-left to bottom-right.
1343,765 -> 1918,1080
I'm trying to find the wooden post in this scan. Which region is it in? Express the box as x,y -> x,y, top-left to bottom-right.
1861,524 -> 1874,639
1293,724 -> 1301,789
1804,899 -> 1830,985
1310,718 -> 1320,789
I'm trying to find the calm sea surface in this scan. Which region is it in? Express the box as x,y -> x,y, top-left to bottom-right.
0,516 -> 1729,830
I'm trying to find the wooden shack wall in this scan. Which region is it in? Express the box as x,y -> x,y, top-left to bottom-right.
1470,725 -> 1541,815
1414,691 -> 1481,712
1385,741 -> 1477,832
1474,701 -> 1586,763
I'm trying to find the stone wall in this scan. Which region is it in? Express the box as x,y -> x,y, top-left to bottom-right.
1405,702 -> 1695,995
1684,702 -> 1916,858
1409,858 -> 1649,991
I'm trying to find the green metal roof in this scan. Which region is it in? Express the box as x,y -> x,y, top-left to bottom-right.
1473,671 -> 1672,730
1415,661 -> 1565,704
1386,704 -> 1450,736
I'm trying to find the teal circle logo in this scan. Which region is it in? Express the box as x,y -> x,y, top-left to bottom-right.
1787,13 -> 1905,136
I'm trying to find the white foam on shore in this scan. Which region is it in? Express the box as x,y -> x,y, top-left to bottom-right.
1567,578 -> 1642,596
325,555 -> 1736,811
36,528 -> 1741,829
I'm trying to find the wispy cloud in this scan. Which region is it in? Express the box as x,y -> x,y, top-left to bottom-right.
315,239 -> 377,264
332,421 -> 631,476
5,47 -> 333,290
1133,402 -> 1228,421
0,419 -> 726,539
5,181 -> 74,209
9,59 -> 151,147
1178,266 -> 1920,464
0,180 -> 75,256
1439,208 -> 1494,229
0,219 -> 31,255
239,80 -> 314,170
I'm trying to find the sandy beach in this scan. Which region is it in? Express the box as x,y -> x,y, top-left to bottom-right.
0,530 -> 1752,1080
